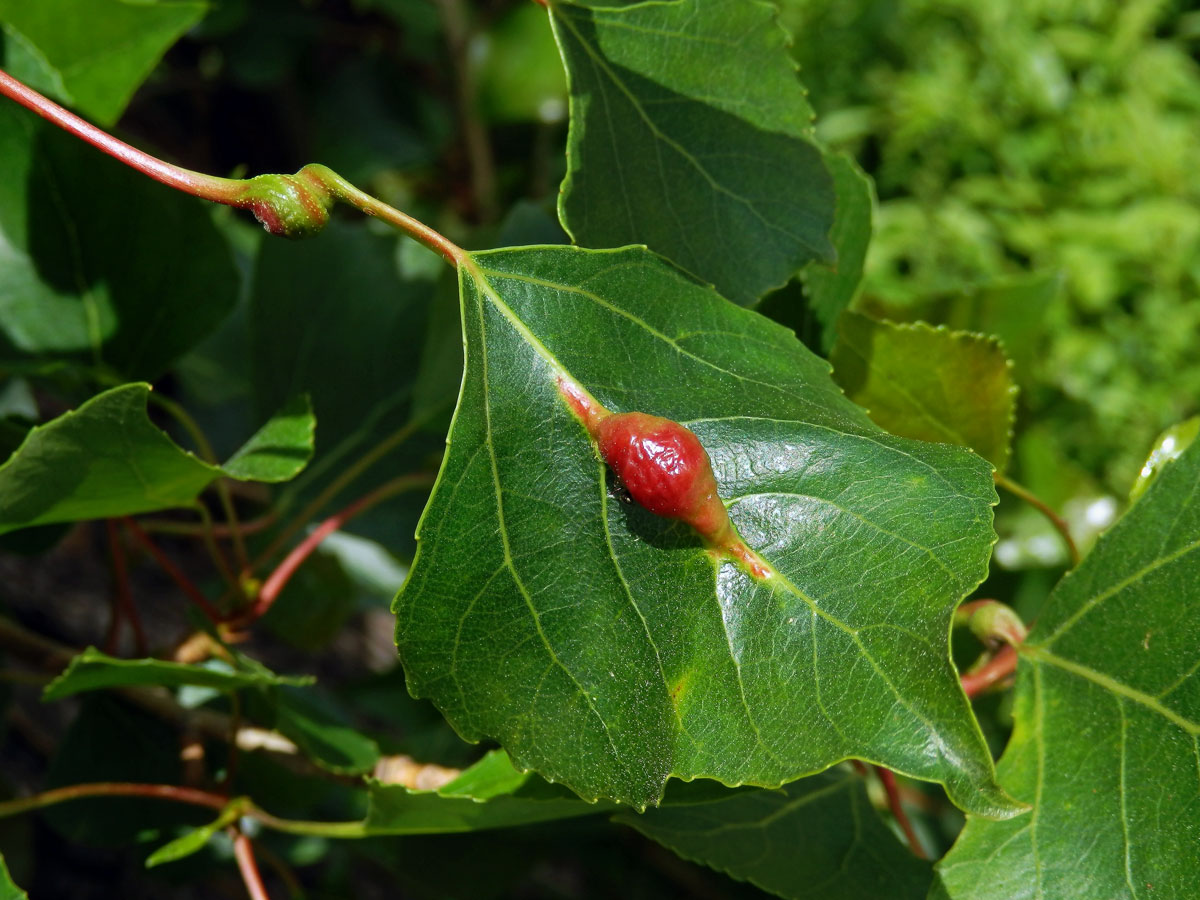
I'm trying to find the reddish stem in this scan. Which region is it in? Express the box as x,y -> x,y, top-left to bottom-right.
0,782 -> 228,818
122,518 -> 223,625
105,520 -> 147,656
0,69 -> 466,262
232,829 -> 272,900
874,766 -> 927,860
0,69 -> 242,202
231,473 -> 433,628
961,644 -> 1020,698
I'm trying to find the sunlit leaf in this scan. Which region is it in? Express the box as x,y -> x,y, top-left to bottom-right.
933,439 -> 1200,899
552,0 -> 834,306
832,313 -> 1016,470
395,245 -> 1016,817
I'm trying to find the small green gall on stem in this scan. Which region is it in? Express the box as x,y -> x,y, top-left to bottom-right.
558,377 -> 772,580
235,165 -> 335,239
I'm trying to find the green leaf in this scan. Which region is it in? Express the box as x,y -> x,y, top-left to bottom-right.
272,686 -> 381,775
0,0 -> 206,125
222,394 -> 315,483
0,383 -> 314,535
932,438 -> 1200,899
395,245 -> 1016,817
145,804 -> 240,868
620,771 -> 931,900
800,153 -> 874,352
42,647 -> 313,701
363,750 -> 612,834
831,313 -> 1017,471
1129,417 -> 1198,503
551,0 -> 835,306
0,854 -> 27,900
0,101 -> 238,379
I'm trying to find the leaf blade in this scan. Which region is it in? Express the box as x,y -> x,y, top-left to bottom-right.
396,245 -> 1016,817
552,0 -> 835,306
933,438 -> 1200,899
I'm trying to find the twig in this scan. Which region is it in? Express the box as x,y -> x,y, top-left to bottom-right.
961,644 -> 1019,698
233,473 -> 433,627
232,828 -> 272,900
105,520 -> 147,656
253,842 -> 306,900
873,766 -> 927,859
434,0 -> 499,222
994,472 -> 1081,567
121,517 -> 223,624
0,781 -> 367,839
139,510 -> 278,539
0,69 -> 467,264
148,392 -> 250,573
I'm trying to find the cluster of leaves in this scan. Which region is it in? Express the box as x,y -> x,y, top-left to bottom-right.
0,1 -> 1196,899
785,0 -> 1200,499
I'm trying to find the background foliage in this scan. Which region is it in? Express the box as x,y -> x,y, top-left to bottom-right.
0,0 -> 1196,898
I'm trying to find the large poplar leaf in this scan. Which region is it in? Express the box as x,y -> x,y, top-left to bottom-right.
551,0 -> 835,307
621,772 -> 931,900
0,0 -> 206,126
932,439 -> 1200,899
395,245 -> 1017,817
0,102 -> 238,379
0,383 -> 314,534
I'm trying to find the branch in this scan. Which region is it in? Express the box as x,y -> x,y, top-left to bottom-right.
873,766 -> 927,859
0,68 -> 466,264
232,828 -> 272,900
233,472 -> 434,628
961,644 -> 1019,698
0,782 -> 366,839
121,518 -> 223,624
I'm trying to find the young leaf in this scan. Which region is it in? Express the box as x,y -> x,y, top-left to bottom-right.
831,313 -> 1017,471
145,804 -> 241,868
0,383 -> 315,534
0,0 -> 206,125
0,102 -> 238,379
932,438 -> 1200,899
619,772 -> 931,900
395,245 -> 1016,817
221,394 -> 316,483
551,0 -> 835,306
271,686 -> 381,776
42,647 -> 313,702
363,750 -> 612,834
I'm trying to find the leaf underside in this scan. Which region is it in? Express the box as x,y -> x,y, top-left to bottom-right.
394,244 -> 1017,817
933,439 -> 1200,899
623,772 -> 932,900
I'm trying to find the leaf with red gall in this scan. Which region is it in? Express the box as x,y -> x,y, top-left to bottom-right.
396,245 -> 1015,817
